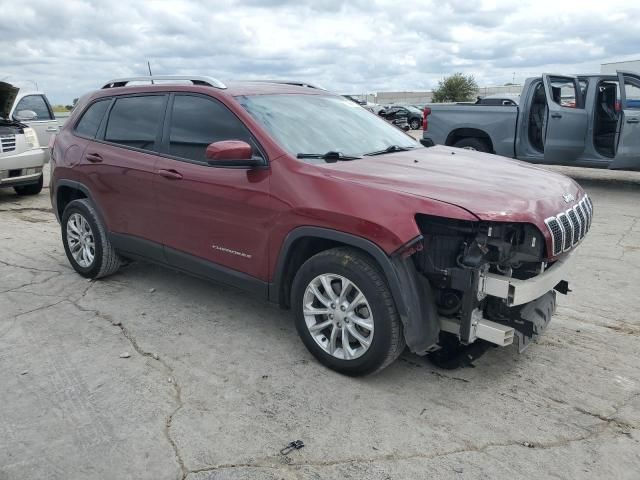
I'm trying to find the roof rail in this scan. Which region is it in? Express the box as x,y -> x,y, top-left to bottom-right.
249,80 -> 326,90
101,75 -> 226,89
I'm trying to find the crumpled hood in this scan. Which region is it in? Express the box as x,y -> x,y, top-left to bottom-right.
0,82 -> 19,119
320,145 -> 584,226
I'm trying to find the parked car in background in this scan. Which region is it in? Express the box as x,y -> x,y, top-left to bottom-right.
474,94 -> 520,106
380,105 -> 422,130
0,82 -> 47,194
422,71 -> 640,170
9,87 -> 59,161
51,75 -> 588,375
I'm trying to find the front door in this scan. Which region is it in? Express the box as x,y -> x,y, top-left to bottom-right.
541,74 -> 588,163
611,71 -> 640,171
154,93 -> 274,287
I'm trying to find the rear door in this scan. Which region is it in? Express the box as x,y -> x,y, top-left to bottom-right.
541,74 -> 588,163
84,94 -> 167,256
12,94 -> 59,157
611,71 -> 640,170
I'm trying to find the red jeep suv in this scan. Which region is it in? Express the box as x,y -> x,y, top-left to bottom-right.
50,75 -> 592,375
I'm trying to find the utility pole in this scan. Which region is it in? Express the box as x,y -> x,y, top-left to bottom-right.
148,61 -> 154,84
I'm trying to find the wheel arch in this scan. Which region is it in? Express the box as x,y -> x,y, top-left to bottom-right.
270,227 -> 404,310
445,127 -> 494,152
270,227 -> 441,354
54,180 -> 105,227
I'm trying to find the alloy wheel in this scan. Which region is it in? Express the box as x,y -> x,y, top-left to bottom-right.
302,273 -> 374,360
66,213 -> 95,268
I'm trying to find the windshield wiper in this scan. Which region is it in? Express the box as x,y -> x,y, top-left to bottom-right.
297,151 -> 362,162
364,145 -> 415,156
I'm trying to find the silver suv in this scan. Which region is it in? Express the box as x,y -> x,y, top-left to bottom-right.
0,82 -> 46,195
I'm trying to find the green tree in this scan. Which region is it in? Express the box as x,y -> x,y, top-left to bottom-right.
432,73 -> 478,103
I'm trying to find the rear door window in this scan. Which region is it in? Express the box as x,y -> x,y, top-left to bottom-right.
14,94 -> 54,120
167,94 -> 253,162
104,95 -> 166,150
75,100 -> 110,139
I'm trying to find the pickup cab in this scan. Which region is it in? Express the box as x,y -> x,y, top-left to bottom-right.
422,71 -> 640,171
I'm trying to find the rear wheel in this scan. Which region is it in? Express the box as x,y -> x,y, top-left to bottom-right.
14,174 -> 43,196
452,137 -> 491,153
410,118 -> 421,130
291,247 -> 405,376
61,199 -> 122,279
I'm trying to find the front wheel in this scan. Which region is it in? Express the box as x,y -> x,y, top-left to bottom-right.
452,137 -> 491,153
291,247 -> 405,376
14,174 -> 43,196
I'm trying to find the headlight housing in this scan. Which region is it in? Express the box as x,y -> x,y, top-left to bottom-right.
24,128 -> 40,149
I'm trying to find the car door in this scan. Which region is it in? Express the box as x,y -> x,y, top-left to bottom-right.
154,93 -> 273,287
12,94 -> 59,158
611,71 -> 640,171
541,74 -> 588,163
82,94 -> 167,259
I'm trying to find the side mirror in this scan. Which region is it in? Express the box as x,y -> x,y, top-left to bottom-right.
15,110 -> 38,121
205,140 -> 263,167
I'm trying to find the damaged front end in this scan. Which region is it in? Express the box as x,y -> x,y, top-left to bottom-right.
395,214 -> 572,362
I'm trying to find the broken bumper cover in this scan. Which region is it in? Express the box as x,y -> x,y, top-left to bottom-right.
479,256 -> 570,307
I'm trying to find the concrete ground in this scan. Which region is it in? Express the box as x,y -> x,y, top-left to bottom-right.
1,164 -> 639,480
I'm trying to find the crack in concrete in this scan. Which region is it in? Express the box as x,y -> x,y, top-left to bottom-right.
0,258 -> 63,274
65,285 -> 189,480
0,206 -> 53,213
184,421 -> 621,476
183,392 -> 639,477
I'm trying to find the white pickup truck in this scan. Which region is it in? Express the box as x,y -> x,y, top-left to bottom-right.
422,71 -> 640,171
0,82 -> 48,195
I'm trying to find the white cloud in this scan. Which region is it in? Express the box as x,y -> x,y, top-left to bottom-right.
0,0 -> 638,103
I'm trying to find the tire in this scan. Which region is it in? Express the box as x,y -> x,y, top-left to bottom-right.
14,174 -> 43,196
410,118 -> 421,130
61,199 -> 121,279
452,137 -> 491,153
291,247 -> 405,376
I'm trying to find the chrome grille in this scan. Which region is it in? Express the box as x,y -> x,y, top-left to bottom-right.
0,135 -> 16,153
557,213 -> 572,250
545,195 -> 593,256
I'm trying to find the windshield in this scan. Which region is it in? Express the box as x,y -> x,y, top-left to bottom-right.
238,94 -> 418,160
405,106 -> 422,114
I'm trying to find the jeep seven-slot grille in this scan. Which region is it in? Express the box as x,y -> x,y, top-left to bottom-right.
0,135 -> 16,153
544,195 -> 593,256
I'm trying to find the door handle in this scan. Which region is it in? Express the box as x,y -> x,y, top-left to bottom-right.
627,118 -> 640,124
85,153 -> 103,163
157,169 -> 183,180
46,126 -> 58,132
551,113 -> 562,119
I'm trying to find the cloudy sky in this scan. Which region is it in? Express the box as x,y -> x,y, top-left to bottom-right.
1,0 -> 638,104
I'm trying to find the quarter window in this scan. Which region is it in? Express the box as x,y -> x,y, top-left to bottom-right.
105,95 -> 166,150
75,100 -> 110,139
168,95 -> 253,162
14,95 -> 54,120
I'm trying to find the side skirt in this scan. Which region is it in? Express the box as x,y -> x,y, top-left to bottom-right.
109,232 -> 268,298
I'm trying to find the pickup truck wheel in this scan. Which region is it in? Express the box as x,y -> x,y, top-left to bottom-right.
61,199 -> 122,279
452,137 -> 491,153
13,174 -> 43,196
410,118 -> 421,130
291,247 -> 405,376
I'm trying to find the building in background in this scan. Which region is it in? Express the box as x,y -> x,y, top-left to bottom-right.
601,59 -> 640,75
